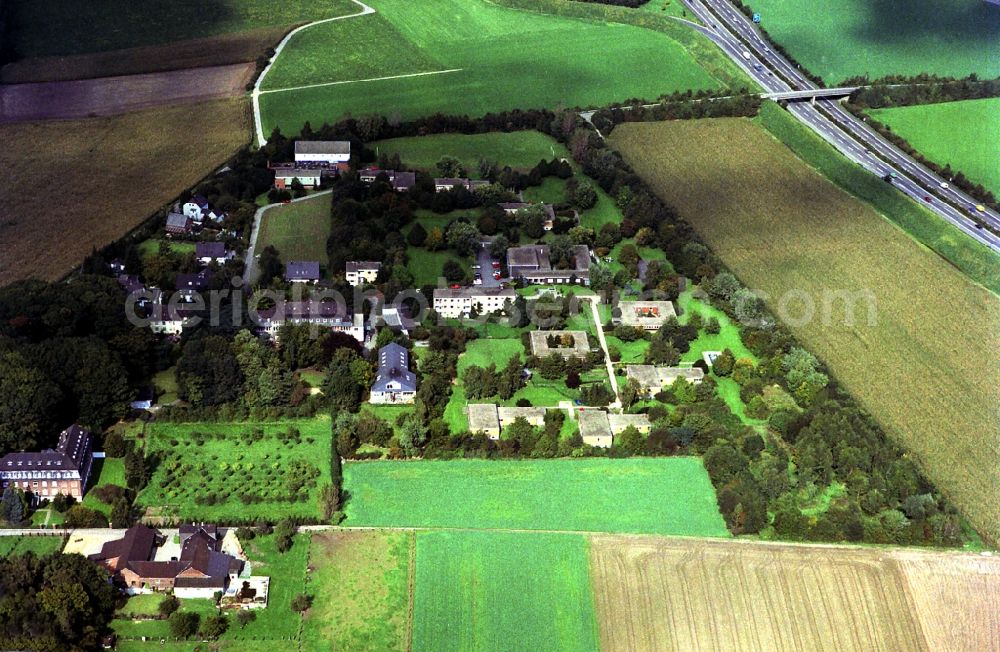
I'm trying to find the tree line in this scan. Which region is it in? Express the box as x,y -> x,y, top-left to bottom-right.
591,92 -> 762,134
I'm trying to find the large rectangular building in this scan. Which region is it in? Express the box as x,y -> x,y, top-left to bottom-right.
256,301 -> 364,342
507,244 -> 591,286
615,300 -> 677,330
0,425 -> 94,501
626,365 -> 705,395
294,140 -> 351,165
433,287 -> 516,318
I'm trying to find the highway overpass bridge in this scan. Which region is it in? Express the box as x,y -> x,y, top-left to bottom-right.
761,87 -> 860,102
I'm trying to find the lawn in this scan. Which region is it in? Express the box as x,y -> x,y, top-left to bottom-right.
406,246 -> 472,287
153,367 -> 179,405
413,530 -> 598,652
610,116 -> 1000,542
756,101 -> 1000,294
137,239 -> 196,261
870,98 -> 1000,198
256,193 -> 332,267
259,0 -> 733,132
677,289 -> 756,363
303,531 -> 411,651
0,536 -> 64,558
81,458 -> 126,517
0,98 -> 249,288
376,131 -> 568,174
744,0 -> 1000,82
343,458 -> 729,536
134,418 -> 332,522
10,0 -> 360,58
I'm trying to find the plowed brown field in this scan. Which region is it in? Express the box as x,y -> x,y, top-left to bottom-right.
0,98 -> 249,286
590,535 -> 1000,652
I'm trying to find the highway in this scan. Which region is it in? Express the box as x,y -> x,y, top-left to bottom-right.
678,0 -> 1000,253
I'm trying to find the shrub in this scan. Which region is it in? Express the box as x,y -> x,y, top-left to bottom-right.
291,593 -> 313,613
169,612 -> 200,639
158,595 -> 180,617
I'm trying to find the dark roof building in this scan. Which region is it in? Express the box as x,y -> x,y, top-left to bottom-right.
285,261 -> 320,282
165,212 -> 192,235
0,425 -> 95,501
370,342 -> 417,404
89,524 -> 160,573
195,242 -> 228,262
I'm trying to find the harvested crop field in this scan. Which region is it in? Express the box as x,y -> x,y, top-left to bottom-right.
0,98 -> 249,287
609,118 -> 1000,541
589,535 -> 1000,652
0,63 -> 254,122
0,27 -> 289,84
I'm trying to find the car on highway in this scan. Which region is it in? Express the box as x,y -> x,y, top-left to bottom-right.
923,196 -> 933,203
753,63 -> 763,72
939,182 -> 949,189
741,51 -> 751,61
975,204 -> 986,213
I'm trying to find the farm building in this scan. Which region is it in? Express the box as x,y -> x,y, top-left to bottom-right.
273,167 -> 322,189
370,343 -> 416,404
345,261 -> 381,286
285,261 -> 320,283
294,140 -> 350,166
529,330 -> 591,359
627,365 -> 705,395
615,300 -> 677,330
433,286 -> 516,318
607,413 -> 651,435
0,425 -> 94,502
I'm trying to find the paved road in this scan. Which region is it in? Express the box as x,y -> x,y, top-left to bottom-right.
251,0 -> 376,145
582,296 -> 620,407
680,0 -> 1000,253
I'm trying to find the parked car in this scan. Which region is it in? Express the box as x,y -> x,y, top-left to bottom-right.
493,272 -> 501,280
923,196 -> 933,203
491,261 -> 501,269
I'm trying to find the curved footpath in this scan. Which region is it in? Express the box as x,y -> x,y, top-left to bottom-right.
251,0 -> 376,145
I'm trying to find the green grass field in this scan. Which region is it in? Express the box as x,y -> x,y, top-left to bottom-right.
257,193 -> 331,268
610,116 -> 1000,542
81,458 -> 126,517
153,367 -> 179,405
0,536 -> 64,558
11,0 -> 359,58
756,102 -> 1000,293
303,531 -> 411,651
745,0 -> 1000,82
870,98 -> 1000,197
259,0 -> 729,132
413,531 -> 598,652
343,458 -> 728,536
135,418 -> 332,522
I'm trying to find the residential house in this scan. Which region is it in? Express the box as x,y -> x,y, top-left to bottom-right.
626,365 -> 705,396
176,269 -> 211,300
507,244 -> 590,286
195,242 -> 230,266
615,300 -> 677,331
359,169 -> 416,192
149,306 -> 197,336
497,406 -> 545,429
274,168 -> 321,190
294,140 -> 351,166
432,287 -> 516,318
93,524 -> 244,598
433,178 -> 490,193
256,301 -> 364,342
0,425 -> 94,502
285,261 -> 320,283
369,343 -> 416,404
379,305 -> 416,338
528,331 -> 591,359
165,212 -> 192,235
575,410 -> 651,448
345,261 -> 381,286
467,403 -> 501,439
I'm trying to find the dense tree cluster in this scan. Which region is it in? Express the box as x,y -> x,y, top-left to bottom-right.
0,277 -> 156,454
0,552 -> 119,651
591,93 -> 762,134
846,74 -> 1000,109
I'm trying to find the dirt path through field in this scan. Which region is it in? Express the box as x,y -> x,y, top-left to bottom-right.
0,63 -> 254,122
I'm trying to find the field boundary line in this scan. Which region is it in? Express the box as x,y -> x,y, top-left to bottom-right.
406,531 -> 416,652
251,0 -> 376,145
260,68 -> 465,95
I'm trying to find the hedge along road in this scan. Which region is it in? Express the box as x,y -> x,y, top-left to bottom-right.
251,0 -> 376,145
